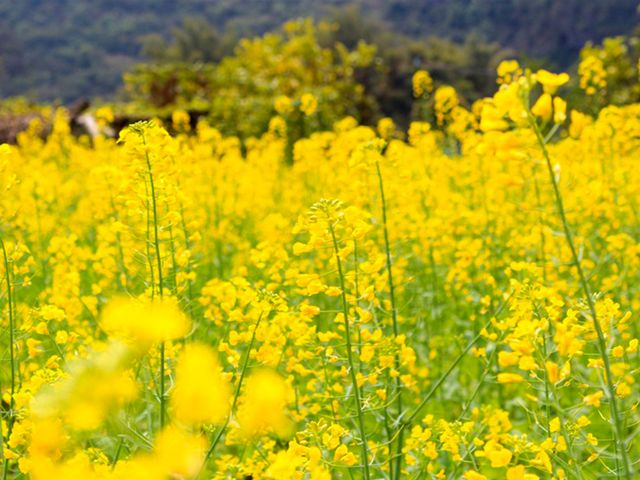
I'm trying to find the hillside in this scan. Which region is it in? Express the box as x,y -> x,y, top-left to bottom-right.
0,0 -> 638,101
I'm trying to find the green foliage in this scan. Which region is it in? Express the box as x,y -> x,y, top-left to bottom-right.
123,63 -> 216,110
125,19 -> 376,139
0,0 -> 636,102
123,12 -> 512,134
138,17 -> 237,64
577,35 -> 640,111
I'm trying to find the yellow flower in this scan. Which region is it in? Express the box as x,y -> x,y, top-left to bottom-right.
536,69 -> 570,94
569,110 -> 592,138
171,110 -> 191,132
531,93 -> 552,120
507,465 -> 539,480
153,426 -> 206,478
170,343 -> 230,425
300,93 -> 318,116
334,444 -> 357,466
480,102 -> 509,131
32,341 -> 138,431
238,369 -> 293,437
612,345 -> 624,358
265,448 -> 306,478
464,471 -> 487,480
497,60 -> 521,83
434,85 -> 459,125
360,345 -> 375,363
498,350 -> 519,368
324,286 -> 342,297
322,424 -> 346,450
101,297 -> 190,348
497,373 -> 524,384
616,382 -> 631,398
579,55 -> 606,95
576,415 -> 591,428
34,322 -> 49,335
487,447 -> 512,468
518,355 -> 537,371
412,69 -> 433,97
23,341 -> 43,362
377,117 -> 396,139
274,95 -> 294,115
40,305 -> 66,322
27,417 -> 67,459
583,390 -> 604,407
545,361 -> 559,384
95,105 -> 114,124
54,331 -> 68,345
553,97 -> 567,124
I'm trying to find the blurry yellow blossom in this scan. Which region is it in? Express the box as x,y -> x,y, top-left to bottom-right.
507,465 -> 539,480
333,444 -> 357,466
553,97 -> 567,124
31,341 -> 137,430
171,343 -> 231,425
531,93 -> 552,120
497,373 -> 524,384
377,117 -> 396,139
275,95 -> 294,115
412,69 -> 433,97
238,369 -> 293,437
434,85 -> 459,125
153,426 -> 206,478
569,110 -> 592,138
101,298 -> 190,348
579,55 -> 606,95
535,69 -> 569,94
583,391 -> 604,407
300,93 -> 318,116
497,60 -> 521,84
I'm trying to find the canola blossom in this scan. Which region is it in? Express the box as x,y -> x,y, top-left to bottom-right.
1,63 -> 640,480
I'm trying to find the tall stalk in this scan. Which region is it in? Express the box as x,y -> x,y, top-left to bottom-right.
400,292 -> 512,429
374,159 -> 403,479
1,238 -> 16,439
527,111 -> 631,479
199,313 -> 263,477
179,208 -> 196,319
140,130 -> 167,429
328,221 -> 370,480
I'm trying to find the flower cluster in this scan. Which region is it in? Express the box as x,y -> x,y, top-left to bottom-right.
1,61 -> 640,480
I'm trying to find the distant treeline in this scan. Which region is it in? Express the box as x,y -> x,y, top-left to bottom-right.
0,0 -> 637,102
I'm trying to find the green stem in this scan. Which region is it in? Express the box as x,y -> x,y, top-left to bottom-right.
141,137 -> 164,299
141,131 -> 166,429
527,111 -> 631,479
375,159 -> 403,479
328,223 -> 370,480
400,292 -> 513,432
167,222 -> 178,294
109,195 -> 129,291
199,313 -> 263,476
459,331 -> 506,419
144,183 -> 155,297
375,160 -> 399,338
111,436 -> 125,470
179,207 -> 196,320
532,170 -> 547,282
1,238 -> 16,439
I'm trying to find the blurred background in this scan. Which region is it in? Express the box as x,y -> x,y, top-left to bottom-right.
0,0 -> 639,136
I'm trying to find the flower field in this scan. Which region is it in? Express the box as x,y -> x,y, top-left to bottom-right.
1,64 -> 640,479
